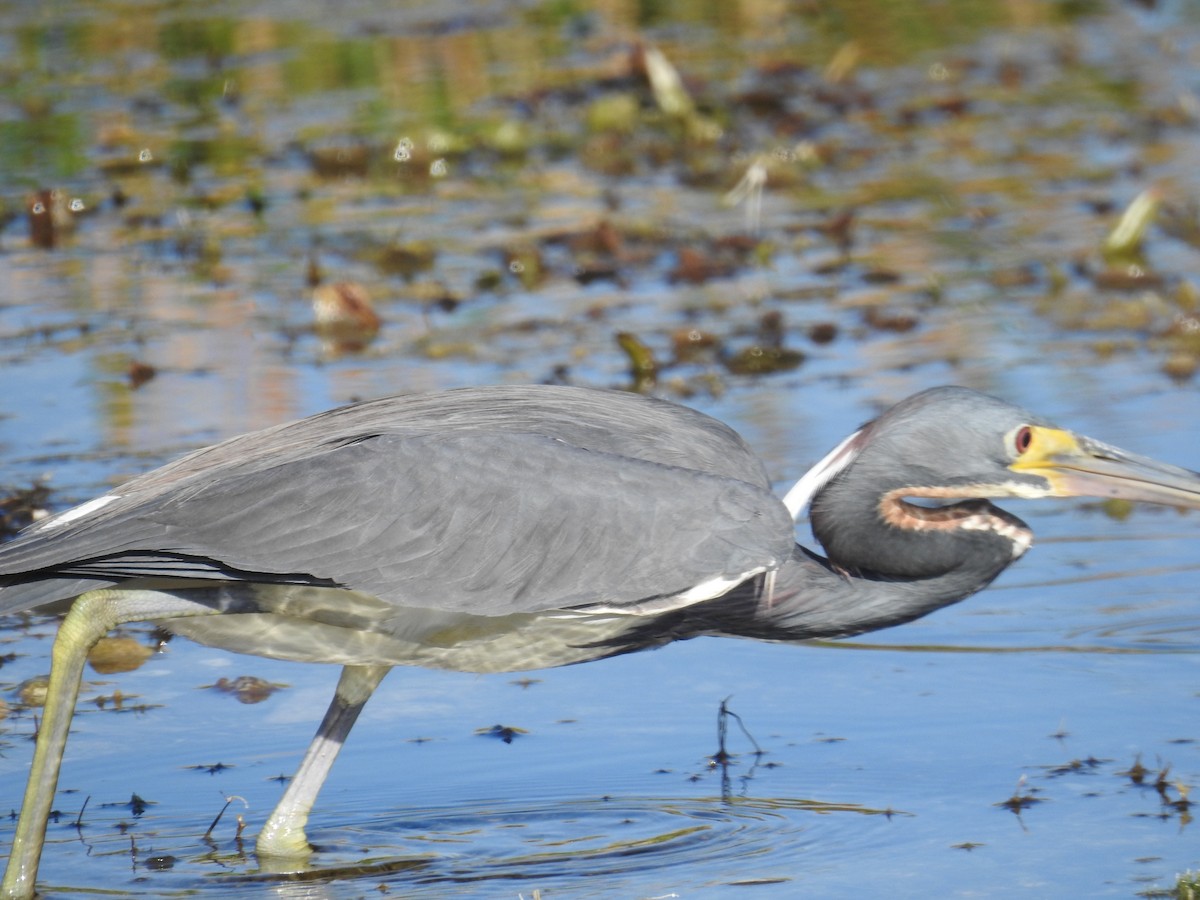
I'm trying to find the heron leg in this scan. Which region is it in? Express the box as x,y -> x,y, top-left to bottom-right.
256,664 -> 390,860
1,589 -> 219,900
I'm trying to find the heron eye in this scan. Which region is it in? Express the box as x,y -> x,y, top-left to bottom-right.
1014,426 -> 1033,455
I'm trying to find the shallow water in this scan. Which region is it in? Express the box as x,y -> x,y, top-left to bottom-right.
2,0 -> 1200,896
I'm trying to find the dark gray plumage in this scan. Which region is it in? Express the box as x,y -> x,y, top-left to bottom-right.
0,386 -> 787,617
2,383 -> 1199,900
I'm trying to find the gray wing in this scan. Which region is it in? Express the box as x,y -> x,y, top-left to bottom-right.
0,431 -> 793,617
115,385 -> 774,497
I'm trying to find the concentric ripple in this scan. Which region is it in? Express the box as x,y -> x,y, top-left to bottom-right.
251,793 -> 894,897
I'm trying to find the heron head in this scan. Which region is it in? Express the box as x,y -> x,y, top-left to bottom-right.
793,386 -> 1200,581
798,385 -> 1200,511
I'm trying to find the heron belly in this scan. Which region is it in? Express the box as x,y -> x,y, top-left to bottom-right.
158,583 -> 643,674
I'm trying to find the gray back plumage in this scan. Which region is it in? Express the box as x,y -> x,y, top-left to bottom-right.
0,386 -> 793,617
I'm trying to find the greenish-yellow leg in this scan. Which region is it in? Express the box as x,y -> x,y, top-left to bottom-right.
0,590 -> 218,900
256,664 -> 390,859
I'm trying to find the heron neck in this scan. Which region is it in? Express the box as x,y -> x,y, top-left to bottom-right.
691,541 -> 1014,642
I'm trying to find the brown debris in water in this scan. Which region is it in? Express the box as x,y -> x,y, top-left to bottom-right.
203,675 -> 288,704
0,483 -> 52,540
88,637 -> 155,675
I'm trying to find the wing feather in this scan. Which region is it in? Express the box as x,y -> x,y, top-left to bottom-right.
1,431 -> 792,617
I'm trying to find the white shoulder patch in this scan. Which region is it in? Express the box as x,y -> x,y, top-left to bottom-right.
782,429 -> 863,521
36,494 -> 121,531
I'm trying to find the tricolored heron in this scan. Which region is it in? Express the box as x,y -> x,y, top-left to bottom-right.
2,383 -> 1199,897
